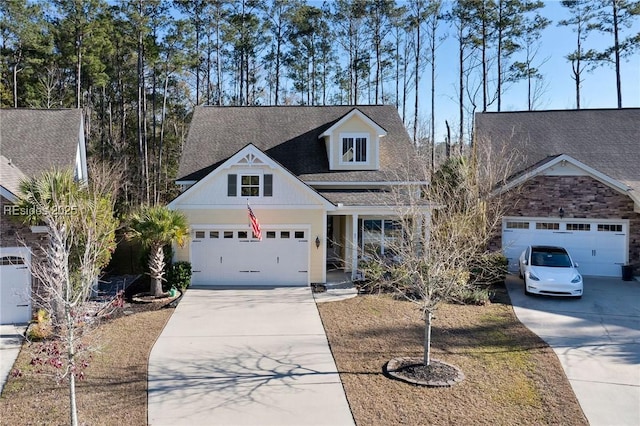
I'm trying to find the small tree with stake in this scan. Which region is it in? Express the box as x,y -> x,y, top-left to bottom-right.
364,146 -> 517,383
16,165 -> 119,426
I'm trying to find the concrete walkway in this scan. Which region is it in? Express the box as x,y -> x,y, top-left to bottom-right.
0,324 -> 27,395
148,287 -> 354,426
506,275 -> 640,426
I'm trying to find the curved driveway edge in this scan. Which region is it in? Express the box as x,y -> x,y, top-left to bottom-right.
148,287 -> 354,426
506,275 -> 640,426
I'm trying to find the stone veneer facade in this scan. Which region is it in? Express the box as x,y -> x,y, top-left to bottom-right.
494,175 -> 640,265
0,195 -> 45,248
1,195 -> 48,320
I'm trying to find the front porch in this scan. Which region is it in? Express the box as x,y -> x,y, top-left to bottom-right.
325,212 -> 428,281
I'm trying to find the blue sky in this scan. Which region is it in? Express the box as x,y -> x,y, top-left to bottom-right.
496,0 -> 640,110
424,0 -> 640,140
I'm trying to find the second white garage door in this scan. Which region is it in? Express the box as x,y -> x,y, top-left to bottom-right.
1,247 -> 32,324
502,218 -> 628,277
190,228 -> 310,286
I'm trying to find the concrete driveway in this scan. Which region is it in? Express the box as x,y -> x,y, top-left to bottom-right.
506,275 -> 640,426
148,287 -> 354,426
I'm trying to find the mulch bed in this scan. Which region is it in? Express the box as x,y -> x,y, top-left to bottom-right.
385,357 -> 465,387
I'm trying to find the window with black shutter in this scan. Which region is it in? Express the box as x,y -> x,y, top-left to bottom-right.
264,174 -> 273,196
227,174 -> 237,196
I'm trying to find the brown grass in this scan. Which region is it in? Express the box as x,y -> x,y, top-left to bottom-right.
0,307 -> 172,425
1,287 -> 588,425
317,289 -> 588,426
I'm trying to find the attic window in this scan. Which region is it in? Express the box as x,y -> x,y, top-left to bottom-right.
241,175 -> 260,196
341,133 -> 368,164
228,173 -> 273,197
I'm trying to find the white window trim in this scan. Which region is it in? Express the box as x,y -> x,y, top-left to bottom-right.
239,174 -> 262,197
339,132 -> 369,165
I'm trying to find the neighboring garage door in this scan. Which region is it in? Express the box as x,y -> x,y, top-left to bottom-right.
502,218 -> 627,277
190,228 -> 309,286
1,247 -> 32,324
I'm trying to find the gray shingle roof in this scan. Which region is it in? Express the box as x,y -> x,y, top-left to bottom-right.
0,154 -> 27,197
319,189 -> 429,207
475,108 -> 640,197
0,108 -> 82,178
177,105 -> 419,183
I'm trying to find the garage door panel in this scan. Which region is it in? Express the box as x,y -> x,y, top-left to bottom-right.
191,228 -> 309,286
1,248 -> 32,324
502,219 -> 627,277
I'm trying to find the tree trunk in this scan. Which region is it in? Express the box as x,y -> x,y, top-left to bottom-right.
13,57 -> 21,108
459,26 -> 464,155
481,2 -> 488,112
612,0 -> 622,108
413,22 -> 420,144
148,243 -> 165,297
65,269 -> 78,426
76,33 -> 83,109
67,306 -> 78,426
423,310 -> 432,366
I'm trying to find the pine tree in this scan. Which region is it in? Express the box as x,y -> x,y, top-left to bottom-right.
558,0 -> 598,109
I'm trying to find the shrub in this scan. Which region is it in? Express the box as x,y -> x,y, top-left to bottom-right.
27,309 -> 52,341
469,252 -> 508,287
452,288 -> 492,305
167,261 -> 192,291
356,257 -> 396,294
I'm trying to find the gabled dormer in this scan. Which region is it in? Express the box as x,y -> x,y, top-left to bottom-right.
319,108 -> 387,171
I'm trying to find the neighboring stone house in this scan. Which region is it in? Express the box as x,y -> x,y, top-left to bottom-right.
169,105 -> 428,287
475,108 -> 640,277
0,108 -> 87,324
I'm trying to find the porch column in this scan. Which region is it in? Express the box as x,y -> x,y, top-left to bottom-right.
351,213 -> 359,280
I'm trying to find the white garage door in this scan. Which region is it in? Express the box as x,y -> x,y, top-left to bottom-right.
190,228 -> 309,286
502,218 -> 627,277
1,247 -> 32,324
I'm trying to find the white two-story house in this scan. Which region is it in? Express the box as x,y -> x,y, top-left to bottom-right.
169,105 -> 428,286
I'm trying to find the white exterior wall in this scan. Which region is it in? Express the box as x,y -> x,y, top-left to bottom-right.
324,114 -> 381,171
170,145 -> 331,284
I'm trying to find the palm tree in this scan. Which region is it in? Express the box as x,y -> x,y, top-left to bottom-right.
129,206 -> 189,297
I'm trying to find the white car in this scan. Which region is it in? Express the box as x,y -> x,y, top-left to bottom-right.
519,245 -> 583,298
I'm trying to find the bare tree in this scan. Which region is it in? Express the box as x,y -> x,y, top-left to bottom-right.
17,166 -> 119,426
360,142 -> 518,371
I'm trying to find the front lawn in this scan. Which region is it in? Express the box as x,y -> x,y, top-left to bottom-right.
317,288 -> 588,425
0,306 -> 172,425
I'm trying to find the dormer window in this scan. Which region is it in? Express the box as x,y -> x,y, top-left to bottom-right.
341,133 -> 368,164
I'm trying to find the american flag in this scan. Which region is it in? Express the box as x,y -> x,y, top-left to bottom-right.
248,204 -> 262,240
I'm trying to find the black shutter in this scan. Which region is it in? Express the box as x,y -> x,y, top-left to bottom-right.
264,174 -> 273,196
227,174 -> 237,197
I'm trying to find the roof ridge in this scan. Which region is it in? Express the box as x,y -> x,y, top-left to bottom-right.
478,107 -> 640,115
